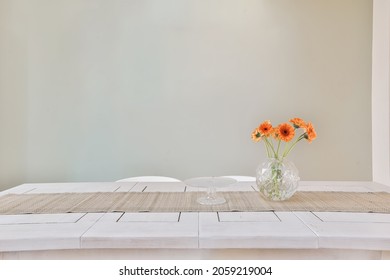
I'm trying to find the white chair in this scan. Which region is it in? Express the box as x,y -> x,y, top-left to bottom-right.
116,176 -> 181,182
222,175 -> 256,182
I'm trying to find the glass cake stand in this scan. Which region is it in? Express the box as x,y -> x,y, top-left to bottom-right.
184,176 -> 237,205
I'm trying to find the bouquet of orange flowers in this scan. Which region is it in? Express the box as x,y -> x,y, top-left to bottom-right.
251,117 -> 317,159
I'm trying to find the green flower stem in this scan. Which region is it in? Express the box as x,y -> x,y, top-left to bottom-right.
271,160 -> 282,199
282,134 -> 306,158
263,140 -> 271,158
262,132 -> 306,161
276,139 -> 281,158
264,137 -> 278,159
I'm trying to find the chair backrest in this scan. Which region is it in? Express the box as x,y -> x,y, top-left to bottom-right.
116,176 -> 181,182
222,176 -> 256,182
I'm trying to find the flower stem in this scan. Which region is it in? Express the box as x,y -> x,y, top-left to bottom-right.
276,139 -> 281,159
282,134 -> 305,158
264,137 -> 277,159
263,140 -> 270,157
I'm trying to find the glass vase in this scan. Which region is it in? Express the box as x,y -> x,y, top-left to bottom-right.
256,157 -> 300,201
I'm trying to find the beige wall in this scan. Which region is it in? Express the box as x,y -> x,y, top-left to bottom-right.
0,0 -> 373,190
372,0 -> 390,185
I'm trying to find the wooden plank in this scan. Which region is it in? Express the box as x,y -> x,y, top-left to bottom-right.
199,211 -> 318,249
218,212 -> 280,222
81,212 -> 198,249
0,213 -> 85,225
295,211 -> 390,250
119,212 -> 180,222
313,212 -> 390,223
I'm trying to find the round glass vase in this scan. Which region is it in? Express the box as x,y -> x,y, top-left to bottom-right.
256,157 -> 300,201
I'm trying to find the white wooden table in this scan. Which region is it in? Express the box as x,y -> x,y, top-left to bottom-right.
1,181 -> 390,260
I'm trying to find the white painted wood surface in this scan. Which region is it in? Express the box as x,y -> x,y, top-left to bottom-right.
0,181 -> 390,259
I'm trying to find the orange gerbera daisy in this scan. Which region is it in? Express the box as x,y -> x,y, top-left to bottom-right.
251,128 -> 262,142
258,120 -> 273,136
304,122 -> 317,143
289,117 -> 306,129
277,123 -> 295,142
